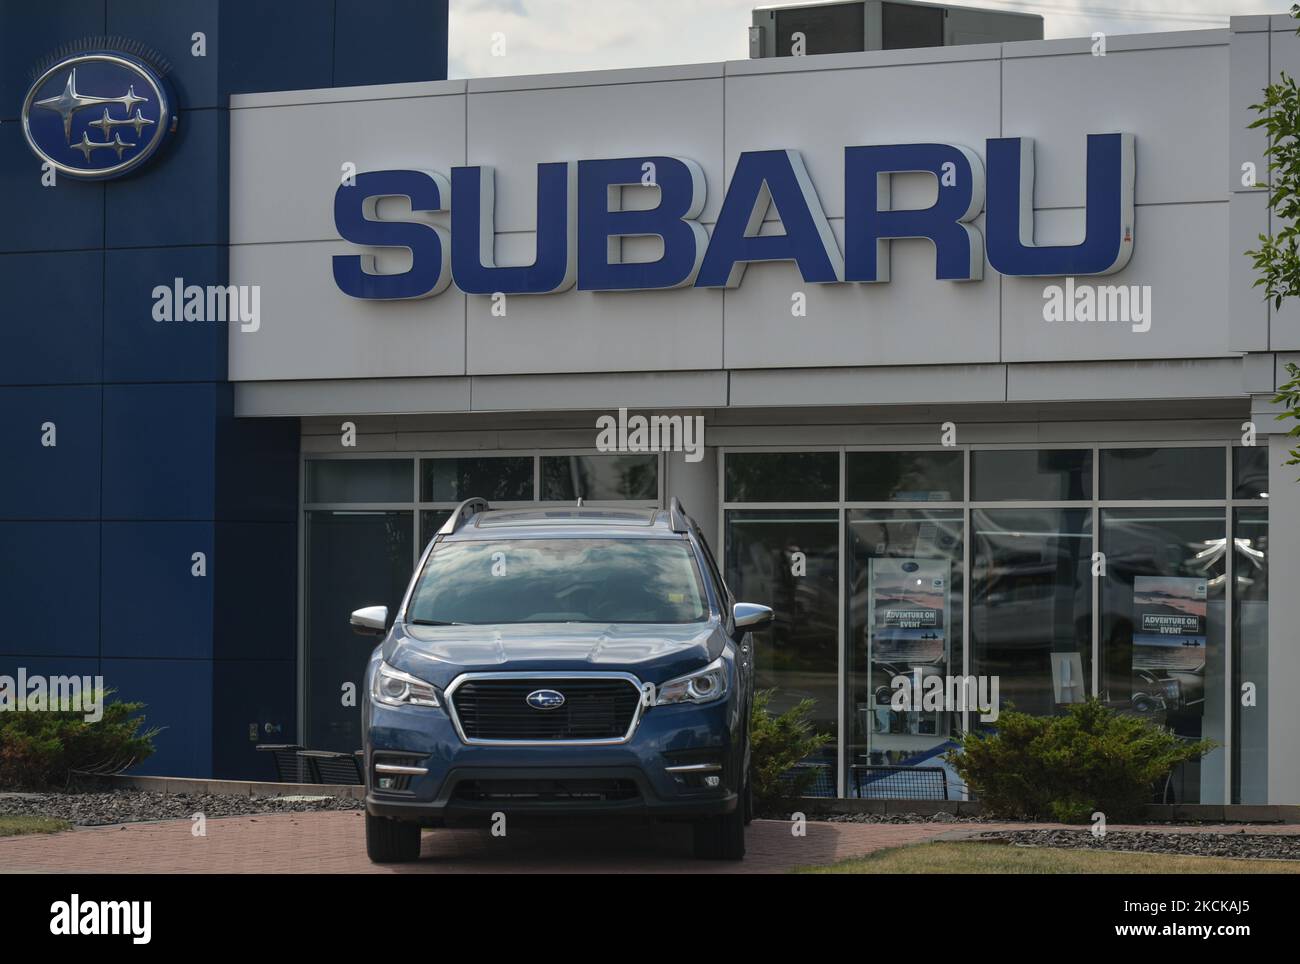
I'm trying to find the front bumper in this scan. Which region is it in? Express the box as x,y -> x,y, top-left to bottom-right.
363,693 -> 744,825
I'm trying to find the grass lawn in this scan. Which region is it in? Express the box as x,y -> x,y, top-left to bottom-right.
799,841 -> 1300,874
0,815 -> 71,837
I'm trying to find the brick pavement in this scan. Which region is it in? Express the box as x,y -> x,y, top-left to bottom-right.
2,814 -> 1297,874
0,813 -> 956,873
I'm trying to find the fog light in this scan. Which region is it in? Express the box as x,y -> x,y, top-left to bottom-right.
704,775 -> 721,788
378,776 -> 397,790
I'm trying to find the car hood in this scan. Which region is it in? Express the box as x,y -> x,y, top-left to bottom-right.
384,620 -> 725,688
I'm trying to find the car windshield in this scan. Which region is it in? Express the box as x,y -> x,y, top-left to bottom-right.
406,538 -> 709,625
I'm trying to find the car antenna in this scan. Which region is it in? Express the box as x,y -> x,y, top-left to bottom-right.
576,497 -> 584,507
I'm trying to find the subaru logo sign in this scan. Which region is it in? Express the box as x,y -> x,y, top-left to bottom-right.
525,689 -> 566,711
22,51 -> 175,180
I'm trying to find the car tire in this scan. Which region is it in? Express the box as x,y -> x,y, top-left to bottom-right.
693,805 -> 746,861
366,813 -> 422,863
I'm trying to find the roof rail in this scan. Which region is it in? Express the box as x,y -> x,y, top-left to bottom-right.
668,496 -> 690,533
438,497 -> 490,536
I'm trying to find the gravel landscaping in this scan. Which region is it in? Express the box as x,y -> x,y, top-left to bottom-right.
976,828 -> 1300,861
0,789 -> 363,827
818,811 -> 993,824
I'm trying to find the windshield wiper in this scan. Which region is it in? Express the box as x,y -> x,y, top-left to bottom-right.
409,618 -> 462,626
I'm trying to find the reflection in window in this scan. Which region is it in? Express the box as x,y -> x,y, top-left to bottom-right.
726,510 -> 839,793
541,454 -> 657,501
971,449 -> 1091,501
972,509 -> 1091,719
845,451 -> 963,502
420,457 -> 533,502
725,452 -> 838,503
306,459 -> 412,504
1101,508 -> 1225,804
408,539 -> 706,624
419,509 -> 453,550
1233,508 -> 1268,803
1101,447 -> 1225,501
1233,447 -> 1269,500
846,510 -> 963,795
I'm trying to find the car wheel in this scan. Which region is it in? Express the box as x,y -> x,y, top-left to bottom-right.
366,813 -> 422,863
692,805 -> 746,861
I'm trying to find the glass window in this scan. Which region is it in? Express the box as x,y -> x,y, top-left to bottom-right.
972,508 -> 1092,719
726,509 -> 840,794
304,510 -> 413,751
845,450 -> 963,502
407,539 -> 706,624
725,452 -> 838,503
846,509 -> 963,795
1100,508 -> 1226,804
305,459 -> 412,504
419,509 -> 453,549
1233,447 -> 1269,500
420,456 -> 533,503
971,449 -> 1091,501
1233,508 -> 1268,804
541,454 -> 657,501
1100,447 -> 1225,501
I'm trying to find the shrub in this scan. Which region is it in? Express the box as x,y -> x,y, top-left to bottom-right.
750,689 -> 831,809
0,691 -> 160,790
945,698 -> 1214,822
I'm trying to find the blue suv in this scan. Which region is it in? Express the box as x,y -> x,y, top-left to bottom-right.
353,497 -> 773,863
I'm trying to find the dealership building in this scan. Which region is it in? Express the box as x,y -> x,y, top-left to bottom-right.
3,2 -> 1299,805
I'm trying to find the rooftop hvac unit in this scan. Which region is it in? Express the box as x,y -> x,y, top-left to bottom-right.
749,0 -> 1043,58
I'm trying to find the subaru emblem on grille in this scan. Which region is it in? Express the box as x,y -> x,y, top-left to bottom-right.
525,688 -> 566,710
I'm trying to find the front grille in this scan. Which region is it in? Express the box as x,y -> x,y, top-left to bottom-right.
453,778 -> 641,803
450,677 -> 641,742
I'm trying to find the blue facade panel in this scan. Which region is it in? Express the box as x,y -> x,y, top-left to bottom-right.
333,0 -> 450,87
1,0 -> 447,780
104,108 -> 227,249
218,0 -> 335,97
0,1 -> 106,120
102,656 -> 213,777
103,245 -> 228,383
106,0 -> 221,110
213,658 -> 296,780
0,522 -> 100,657
101,521 -> 214,660
215,415 -> 300,522
0,124 -> 104,254
0,250 -> 104,385
213,522 -> 296,662
0,385 -> 102,519
101,382 -> 217,520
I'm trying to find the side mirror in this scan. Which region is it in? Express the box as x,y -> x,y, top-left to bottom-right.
733,602 -> 774,630
350,605 -> 388,637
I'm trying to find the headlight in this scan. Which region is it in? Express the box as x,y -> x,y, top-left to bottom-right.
371,661 -> 440,708
656,658 -> 729,706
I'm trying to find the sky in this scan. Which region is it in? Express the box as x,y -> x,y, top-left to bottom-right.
447,0 -> 1289,79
